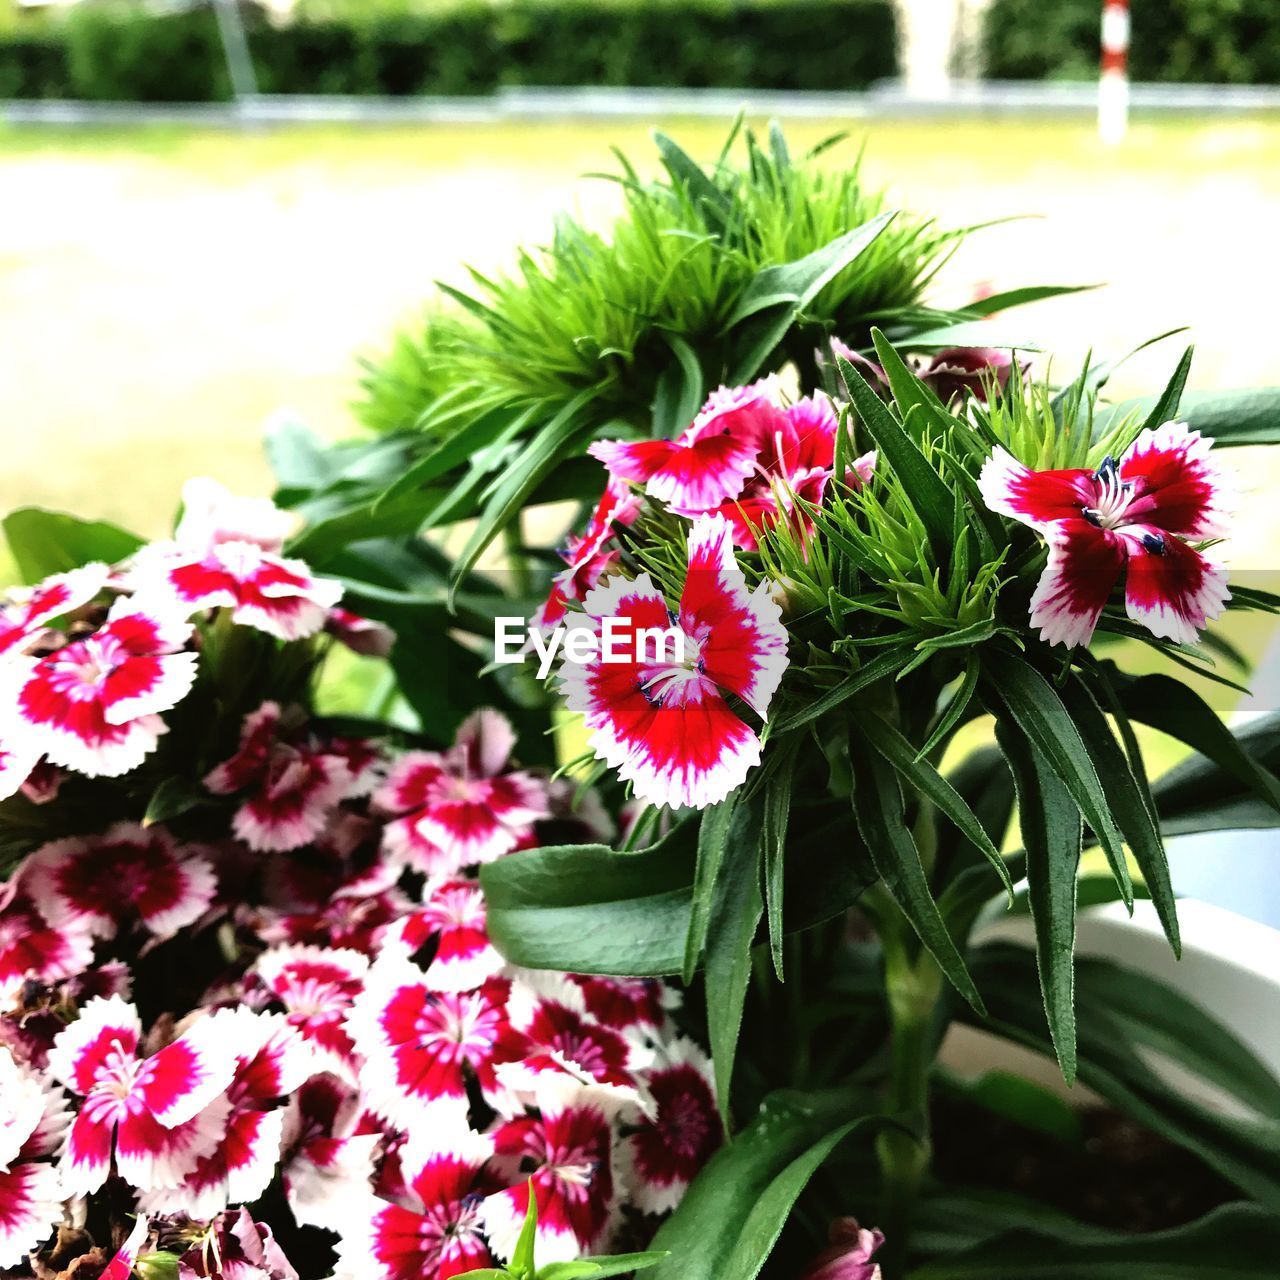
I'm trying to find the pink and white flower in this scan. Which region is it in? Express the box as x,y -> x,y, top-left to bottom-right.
46,995 -> 235,1197
23,823 -> 216,943
0,1048 -> 70,1270
0,564 -> 109,664
535,480 -> 643,630
0,734 -> 41,803
561,512 -> 789,809
590,381 -> 786,513
130,479 -> 339,640
0,886 -> 96,1002
10,599 -> 197,778
374,709 -> 548,875
140,1008 -> 316,1218
383,878 -> 504,993
177,1207 -> 299,1280
102,1213 -> 151,1280
345,955 -> 510,1132
620,1038 -> 720,1215
253,945 -> 368,1083
336,1130 -> 496,1280
980,422 -> 1234,648
481,1084 -> 617,1265
205,703 -> 362,853
920,346 -> 1022,404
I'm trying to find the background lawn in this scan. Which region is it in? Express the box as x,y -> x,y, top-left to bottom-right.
3,114 -> 1279,533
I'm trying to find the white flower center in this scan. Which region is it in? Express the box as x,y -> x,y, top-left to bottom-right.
1083,456 -> 1136,530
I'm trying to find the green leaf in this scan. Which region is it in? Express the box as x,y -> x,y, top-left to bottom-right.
911,1203 -> 1280,1278
537,1253 -> 668,1280
511,1182 -> 539,1276
773,648 -> 907,732
937,1068 -> 1082,1145
986,657 -> 1132,906
762,742 -> 798,979
1115,672 -> 1280,816
1135,345 -> 1194,439
870,326 -> 955,437
1062,675 -> 1179,956
894,320 -> 1041,352
966,944 -> 1280,1210
848,734 -> 984,1013
651,333 -> 705,438
3,508 -> 142,583
646,1089 -> 902,1280
451,391 -> 595,588
1172,385 -> 1280,446
959,283 -> 1100,317
704,794 -> 764,1123
653,132 -> 732,235
864,711 -> 1013,901
143,777 -> 207,827
995,721 -> 1082,1083
684,796 -> 739,984
482,822 -> 698,977
726,212 -> 897,381
836,355 -> 954,556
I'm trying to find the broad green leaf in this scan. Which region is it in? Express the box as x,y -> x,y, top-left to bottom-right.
684,795 -> 740,983
265,416 -> 339,496
1061,676 -> 1179,956
3,508 -> 142,583
937,1068 -> 1082,1145
996,721 -> 1083,1083
986,657 -> 1131,906
836,355 -> 954,556
912,1203 -> 1280,1278
646,1089 -> 901,1280
704,795 -> 764,1122
848,734 -> 984,1013
863,711 -> 1013,901
482,822 -> 698,977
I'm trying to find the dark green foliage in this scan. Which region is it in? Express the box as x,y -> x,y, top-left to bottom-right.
982,0 -> 1280,85
0,0 -> 898,102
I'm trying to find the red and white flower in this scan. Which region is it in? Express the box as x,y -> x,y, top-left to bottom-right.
0,734 -> 41,803
102,1213 -> 151,1280
561,512 -> 789,809
140,1008 -> 316,1218
0,886 -> 95,1001
0,1048 -> 70,1270
345,955 -> 510,1132
336,1129 -> 496,1280
374,709 -> 548,875
253,945 -> 368,1083
205,703 -> 362,853
130,479 -> 340,640
980,422 -> 1234,647
619,1037 -> 720,1214
23,823 -> 216,943
177,1206 -> 299,1280
713,396 -> 875,551
0,564 -> 108,665
920,346 -> 1021,404
535,480 -> 643,630
10,599 -> 197,778
590,381 -> 786,513
280,1076 -> 381,1232
46,995 -> 235,1197
481,1083 -> 617,1265
383,877 -> 504,993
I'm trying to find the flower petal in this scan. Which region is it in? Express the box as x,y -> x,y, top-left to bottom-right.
1124,529 -> 1230,645
979,447 -> 1092,531
1028,519 -> 1126,649
1119,421 -> 1235,539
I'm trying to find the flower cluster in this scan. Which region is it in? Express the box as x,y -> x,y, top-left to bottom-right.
0,484 -> 718,1280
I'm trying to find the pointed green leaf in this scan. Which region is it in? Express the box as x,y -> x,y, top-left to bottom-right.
684,795 -> 740,983
537,1252 -> 669,1279
863,711 -> 1013,901
848,734 -> 984,1013
996,721 -> 1082,1083
3,508 -> 142,584
762,742 -> 797,979
986,657 -> 1132,906
836,355 -> 954,555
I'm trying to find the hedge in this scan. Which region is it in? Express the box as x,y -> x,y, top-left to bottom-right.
982,0 -> 1280,84
0,0 -> 899,102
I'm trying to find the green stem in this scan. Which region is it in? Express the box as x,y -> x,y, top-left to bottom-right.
870,894 -> 943,1280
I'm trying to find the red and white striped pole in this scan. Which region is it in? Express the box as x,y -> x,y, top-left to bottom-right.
1099,0 -> 1130,144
